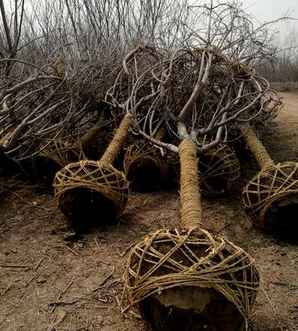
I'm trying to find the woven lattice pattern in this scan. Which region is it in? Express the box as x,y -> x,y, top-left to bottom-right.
123,228 -> 259,320
123,140 -> 167,179
41,138 -> 84,168
242,161 -> 298,228
53,160 -> 128,217
200,143 -> 240,193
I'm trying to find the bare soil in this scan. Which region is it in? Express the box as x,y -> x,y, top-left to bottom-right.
0,92 -> 297,331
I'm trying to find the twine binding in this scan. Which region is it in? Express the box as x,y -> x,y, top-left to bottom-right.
122,139 -> 259,329
168,142 -> 240,196
242,161 -> 298,228
123,139 -> 168,191
242,126 -> 298,231
53,113 -> 133,220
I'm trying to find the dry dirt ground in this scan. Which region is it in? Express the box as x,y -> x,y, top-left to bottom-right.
0,92 -> 298,331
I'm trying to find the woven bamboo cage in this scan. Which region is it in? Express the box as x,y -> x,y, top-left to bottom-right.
40,138 -> 84,166
123,139 -> 259,331
53,113 -> 132,230
54,46 -> 166,230
123,139 -> 168,192
199,144 -> 240,195
243,162 -> 298,231
54,160 -> 128,220
25,138 -> 83,183
241,126 -> 298,239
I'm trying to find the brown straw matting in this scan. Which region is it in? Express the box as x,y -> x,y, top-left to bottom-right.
53,160 -> 128,217
122,228 -> 259,323
242,161 -> 298,228
178,139 -> 202,229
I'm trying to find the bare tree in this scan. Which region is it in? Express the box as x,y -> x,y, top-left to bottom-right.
0,0 -> 25,74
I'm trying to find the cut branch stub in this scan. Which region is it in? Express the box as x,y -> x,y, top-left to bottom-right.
80,110 -> 109,158
242,126 -> 298,240
34,111 -> 110,183
40,138 -> 84,168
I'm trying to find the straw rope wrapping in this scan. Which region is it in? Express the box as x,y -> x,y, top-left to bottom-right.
178,139 -> 202,229
241,126 -> 274,169
123,140 -> 259,325
53,160 -> 128,218
122,228 -> 259,322
53,113 -> 132,219
168,143 -> 240,196
100,113 -> 133,165
242,161 -> 298,228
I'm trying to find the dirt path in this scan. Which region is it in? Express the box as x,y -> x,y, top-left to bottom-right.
0,93 -> 297,331
262,92 -> 298,162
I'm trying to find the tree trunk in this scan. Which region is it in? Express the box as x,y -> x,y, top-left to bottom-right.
178,139 -> 202,229
241,126 -> 274,169
99,113 -> 133,165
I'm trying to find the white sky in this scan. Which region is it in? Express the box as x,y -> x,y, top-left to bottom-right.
3,0 -> 298,43
245,0 -> 298,20
244,0 -> 298,44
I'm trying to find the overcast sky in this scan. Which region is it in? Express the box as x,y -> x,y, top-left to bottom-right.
245,0 -> 298,19
244,0 -> 298,43
3,0 -> 298,22
2,0 -> 298,43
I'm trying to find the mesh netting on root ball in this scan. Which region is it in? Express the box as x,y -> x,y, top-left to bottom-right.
53,160 -> 128,225
122,228 -> 259,331
242,161 -> 298,237
167,143 -> 240,196
123,140 -> 168,192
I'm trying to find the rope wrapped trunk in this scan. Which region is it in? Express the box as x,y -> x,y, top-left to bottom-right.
53,113 -> 133,231
122,138 -> 259,331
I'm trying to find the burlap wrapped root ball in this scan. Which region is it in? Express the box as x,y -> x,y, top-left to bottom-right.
242,161 -> 298,238
53,160 -> 128,229
167,143 -> 240,196
123,228 -> 259,331
123,140 -> 169,192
